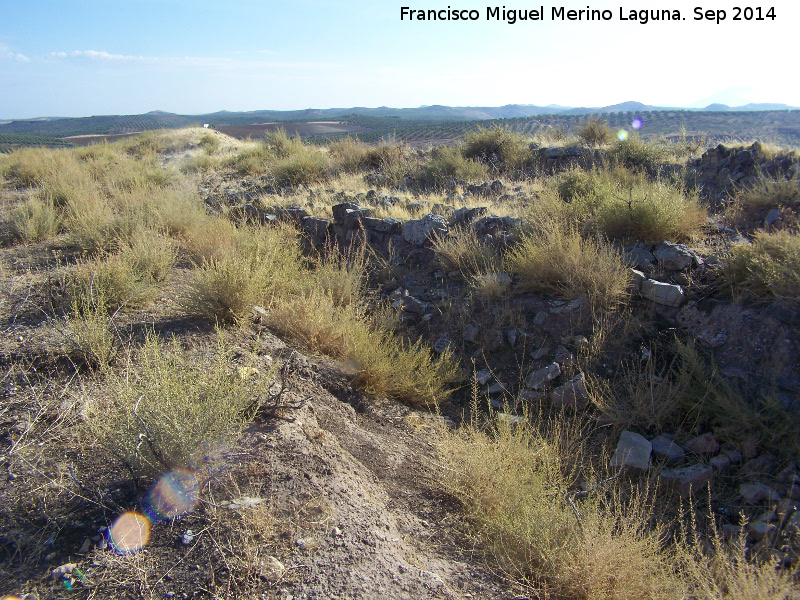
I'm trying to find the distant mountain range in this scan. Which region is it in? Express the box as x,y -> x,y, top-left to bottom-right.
2,101 -> 797,127
1,102 -> 798,144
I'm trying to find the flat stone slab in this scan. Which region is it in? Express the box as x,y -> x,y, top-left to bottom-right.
654,241 -> 700,271
651,435 -> 685,463
432,336 -> 454,354
748,520 -> 777,541
660,464 -> 713,498
710,455 -> 731,470
402,214 -> 448,247
739,482 -> 781,504
472,368 -> 492,385
640,279 -> 686,307
550,372 -> 590,410
610,430 -> 652,471
525,363 -> 561,390
684,432 -> 720,454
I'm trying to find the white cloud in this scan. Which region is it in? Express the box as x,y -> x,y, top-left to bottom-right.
0,43 -> 30,62
71,50 -> 146,61
50,49 -> 338,70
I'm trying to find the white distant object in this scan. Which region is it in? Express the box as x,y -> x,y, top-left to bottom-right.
203,123 -> 209,128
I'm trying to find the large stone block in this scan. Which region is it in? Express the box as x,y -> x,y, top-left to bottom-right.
610,431 -> 652,471
640,279 -> 686,307
402,214 -> 448,247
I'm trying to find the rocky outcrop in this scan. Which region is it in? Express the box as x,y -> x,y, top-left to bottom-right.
688,142 -> 799,208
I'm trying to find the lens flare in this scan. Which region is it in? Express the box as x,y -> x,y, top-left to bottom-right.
143,469 -> 200,522
632,117 -> 643,130
187,441 -> 227,482
617,129 -> 629,141
108,511 -> 151,553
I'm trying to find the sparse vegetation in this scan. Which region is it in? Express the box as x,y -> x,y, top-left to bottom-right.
553,167 -> 707,242
9,195 -> 61,242
1,127 -> 799,599
612,133 -> 672,170
82,332 -> 266,477
182,223 -> 302,324
438,411 -> 684,599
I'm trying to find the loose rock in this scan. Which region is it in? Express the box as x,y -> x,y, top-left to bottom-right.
660,464 -> 713,498
610,431 -> 652,471
739,482 -> 781,504
525,363 -> 561,390
550,372 -> 590,410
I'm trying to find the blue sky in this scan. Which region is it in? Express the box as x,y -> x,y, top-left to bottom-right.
1,0 -> 798,118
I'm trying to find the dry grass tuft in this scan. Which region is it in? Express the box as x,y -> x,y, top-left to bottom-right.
81,332 -> 267,476
718,229 -> 800,307
350,328 -> 458,408
438,411 -> 684,599
182,224 -> 302,325
577,117 -> 613,147
506,224 -> 630,312
8,195 -> 61,242
463,126 -> 532,173
432,226 -> 502,280
419,145 -> 487,187
553,167 -> 706,243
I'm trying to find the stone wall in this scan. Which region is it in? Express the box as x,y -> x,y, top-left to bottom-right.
687,142 -> 799,208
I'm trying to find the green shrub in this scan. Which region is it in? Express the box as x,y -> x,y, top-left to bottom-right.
373,143 -> 418,187
309,243 -> 367,308
741,178 -> 800,210
463,126 -> 531,172
328,136 -> 371,173
351,329 -> 458,408
63,293 -> 121,370
199,133 -> 221,154
82,333 -> 265,476
612,134 -> 670,170
728,177 -> 800,230
70,253 -> 151,315
419,145 -> 487,187
577,117 -> 613,147
226,129 -> 331,184
557,168 -> 601,204
66,201 -> 150,255
431,225 -> 503,285
122,131 -> 168,157
553,168 -> 706,243
270,150 -> 329,186
152,185 -> 209,238
596,180 -> 706,243
118,232 -> 178,283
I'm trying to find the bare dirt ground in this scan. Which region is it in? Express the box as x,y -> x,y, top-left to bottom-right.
0,225 -> 515,598
215,330 -> 516,600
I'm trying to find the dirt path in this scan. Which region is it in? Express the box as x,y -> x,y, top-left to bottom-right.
232,335 -> 515,599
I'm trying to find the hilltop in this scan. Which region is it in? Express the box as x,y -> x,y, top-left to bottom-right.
0,124 -> 799,599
